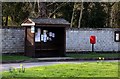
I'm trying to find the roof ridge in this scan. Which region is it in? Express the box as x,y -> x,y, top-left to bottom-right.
30,18 -> 65,20
21,18 -> 70,26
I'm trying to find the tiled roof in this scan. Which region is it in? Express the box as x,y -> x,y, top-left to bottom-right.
30,18 -> 70,25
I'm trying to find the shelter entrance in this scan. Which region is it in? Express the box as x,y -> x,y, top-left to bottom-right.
34,27 -> 65,57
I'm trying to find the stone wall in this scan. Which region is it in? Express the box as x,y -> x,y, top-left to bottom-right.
119,42 -> 120,51
66,28 -> 120,52
0,27 -> 120,53
1,27 -> 24,53
0,29 -> 2,54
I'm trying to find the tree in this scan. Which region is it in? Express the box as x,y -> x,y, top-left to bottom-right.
81,2 -> 107,28
106,2 -> 115,27
2,3 -> 12,26
38,2 -> 48,18
89,2 -> 107,28
110,2 -> 120,28
2,2 -> 117,28
70,2 -> 84,28
2,2 -> 32,26
70,3 -> 77,28
48,2 -> 67,18
78,2 -> 83,28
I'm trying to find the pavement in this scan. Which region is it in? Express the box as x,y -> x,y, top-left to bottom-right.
1,60 -> 118,72
2,57 -> 119,64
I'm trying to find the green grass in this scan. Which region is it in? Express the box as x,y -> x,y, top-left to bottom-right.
66,53 -> 119,59
1,55 -> 32,61
1,53 -> 119,62
2,62 -> 119,77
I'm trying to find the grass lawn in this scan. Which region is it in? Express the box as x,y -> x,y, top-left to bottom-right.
1,55 -> 32,61
66,53 -> 119,59
2,62 -> 119,78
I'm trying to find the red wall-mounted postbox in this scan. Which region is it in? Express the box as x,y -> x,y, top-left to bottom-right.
90,36 -> 96,44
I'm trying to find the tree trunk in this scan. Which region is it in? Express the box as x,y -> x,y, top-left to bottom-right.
107,3 -> 115,27
38,2 -> 47,18
5,16 -> 8,26
70,3 -> 76,28
78,2 -> 83,28
107,5 -> 112,27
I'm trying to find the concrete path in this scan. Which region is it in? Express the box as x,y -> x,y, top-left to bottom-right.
1,61 -> 81,72
1,60 -> 118,72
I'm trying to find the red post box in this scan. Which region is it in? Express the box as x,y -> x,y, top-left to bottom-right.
90,36 -> 96,52
90,36 -> 96,44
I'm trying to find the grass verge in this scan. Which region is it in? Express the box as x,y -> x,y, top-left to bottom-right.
2,62 -> 119,77
1,53 -> 119,62
1,55 -> 32,61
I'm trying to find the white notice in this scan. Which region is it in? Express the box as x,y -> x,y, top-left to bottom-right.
35,29 -> 41,42
49,32 -> 52,37
116,33 -> 119,41
41,35 -> 44,41
52,33 -> 55,38
31,26 -> 35,33
43,34 -> 47,42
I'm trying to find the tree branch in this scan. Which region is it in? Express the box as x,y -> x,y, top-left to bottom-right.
48,3 -> 67,18
47,2 -> 56,7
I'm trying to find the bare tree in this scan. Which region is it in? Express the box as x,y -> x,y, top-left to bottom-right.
78,2 -> 83,28
37,1 -> 48,18
106,2 -> 115,27
48,3 -> 67,18
70,3 -> 76,28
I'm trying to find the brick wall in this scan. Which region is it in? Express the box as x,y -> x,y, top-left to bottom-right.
0,27 -> 120,53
